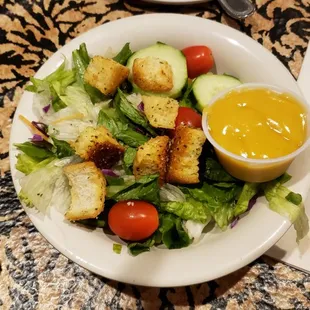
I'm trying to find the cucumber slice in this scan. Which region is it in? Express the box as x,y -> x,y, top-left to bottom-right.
193,74 -> 242,112
126,42 -> 188,98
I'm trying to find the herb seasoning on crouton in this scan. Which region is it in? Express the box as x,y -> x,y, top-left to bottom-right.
84,56 -> 129,95
133,136 -> 170,183
132,57 -> 173,93
142,95 -> 179,129
64,162 -> 106,221
73,126 -> 125,169
167,126 -> 206,184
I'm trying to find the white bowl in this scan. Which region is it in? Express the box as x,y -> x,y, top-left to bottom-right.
9,13 -> 310,287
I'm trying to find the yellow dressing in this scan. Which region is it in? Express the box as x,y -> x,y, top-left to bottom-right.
206,88 -> 307,160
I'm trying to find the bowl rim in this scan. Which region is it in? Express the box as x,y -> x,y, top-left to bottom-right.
202,83 -> 310,164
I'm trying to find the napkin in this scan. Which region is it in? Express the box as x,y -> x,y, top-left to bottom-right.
267,48 -> 310,273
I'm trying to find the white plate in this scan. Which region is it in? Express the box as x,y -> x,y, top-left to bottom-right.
9,13 -> 310,287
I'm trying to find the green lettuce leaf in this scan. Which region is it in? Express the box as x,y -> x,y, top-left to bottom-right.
51,99 -> 67,112
128,213 -> 192,255
106,176 -> 136,198
263,179 -> 309,241
113,243 -> 122,254
286,192 -> 302,205
72,43 -> 106,103
204,157 -> 237,182
128,237 -> 156,256
179,81 -> 195,109
105,176 -> 125,186
113,43 -> 133,65
182,182 -> 242,204
159,213 -> 191,249
14,142 -> 54,159
160,197 -> 211,223
77,219 -> 105,228
234,183 -> 260,217
16,154 -> 55,175
97,108 -> 148,147
26,60 -> 76,112
112,175 -> 160,205
51,137 -> 75,158
123,147 -> 137,173
181,182 -> 242,229
106,185 -> 131,198
207,201 -> 235,230
118,88 -> 156,136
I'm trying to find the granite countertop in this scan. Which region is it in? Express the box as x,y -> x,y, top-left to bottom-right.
1,0 -> 310,309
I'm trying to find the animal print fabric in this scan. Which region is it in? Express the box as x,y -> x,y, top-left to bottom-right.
1,0 -> 310,309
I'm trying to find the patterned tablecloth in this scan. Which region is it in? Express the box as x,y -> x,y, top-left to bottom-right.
1,0 -> 310,309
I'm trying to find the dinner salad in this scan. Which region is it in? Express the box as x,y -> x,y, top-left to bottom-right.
14,42 -> 309,256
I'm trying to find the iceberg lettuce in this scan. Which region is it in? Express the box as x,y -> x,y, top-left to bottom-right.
19,156 -> 80,213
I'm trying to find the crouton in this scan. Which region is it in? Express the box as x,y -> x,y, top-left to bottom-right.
166,126 -> 206,184
72,126 -> 125,169
142,95 -> 179,129
132,57 -> 173,93
84,56 -> 129,95
133,136 -> 170,183
64,162 -> 106,221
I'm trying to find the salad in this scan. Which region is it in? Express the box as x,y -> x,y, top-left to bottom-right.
14,41 -> 309,256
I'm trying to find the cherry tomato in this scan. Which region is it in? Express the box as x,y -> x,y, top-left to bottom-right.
175,107 -> 202,128
108,200 -> 159,241
182,45 -> 214,79
169,107 -> 202,137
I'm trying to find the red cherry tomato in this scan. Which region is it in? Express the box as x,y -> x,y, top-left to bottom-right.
175,107 -> 202,129
182,45 -> 214,79
108,200 -> 159,241
170,107 -> 202,137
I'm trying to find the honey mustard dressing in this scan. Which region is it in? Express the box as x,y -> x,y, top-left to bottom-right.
206,88 -> 307,160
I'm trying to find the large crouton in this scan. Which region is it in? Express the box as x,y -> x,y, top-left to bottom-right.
142,95 -> 179,129
84,56 -> 129,95
64,162 -> 106,221
132,57 -> 173,93
72,126 -> 125,169
133,136 -> 170,183
166,126 -> 206,184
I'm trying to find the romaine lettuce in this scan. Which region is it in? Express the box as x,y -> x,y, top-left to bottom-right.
113,43 -> 133,65
234,183 -> 260,217
160,198 -> 211,223
118,89 -> 156,136
14,142 -> 54,159
128,237 -> 156,256
112,174 -> 160,205
72,43 -> 106,103
159,213 -> 191,249
97,108 -> 148,147
204,157 -> 237,182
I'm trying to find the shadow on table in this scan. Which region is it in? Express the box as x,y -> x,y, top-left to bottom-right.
267,245 -> 287,260
124,0 -> 219,12
104,266 -> 251,308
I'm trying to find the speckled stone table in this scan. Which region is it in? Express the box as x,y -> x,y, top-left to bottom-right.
1,0 -> 310,309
